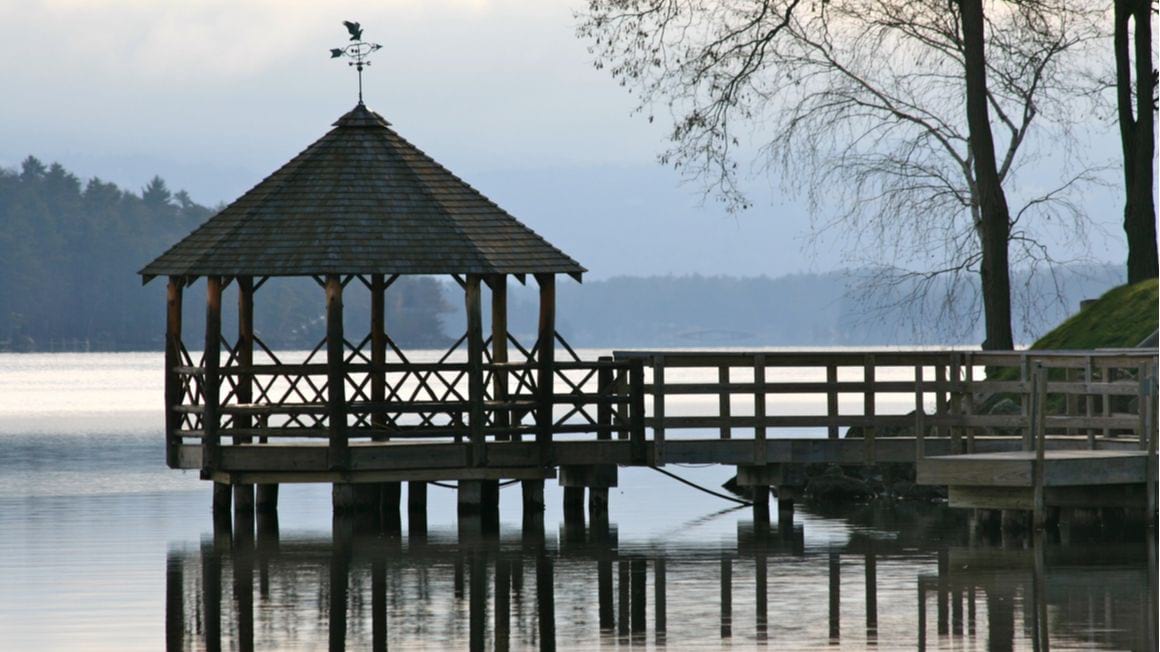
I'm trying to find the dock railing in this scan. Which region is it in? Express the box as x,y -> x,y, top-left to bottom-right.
612,349 -> 1159,466
169,346 -> 1157,472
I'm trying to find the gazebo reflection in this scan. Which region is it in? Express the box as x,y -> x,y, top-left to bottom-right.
165,513 -> 1156,651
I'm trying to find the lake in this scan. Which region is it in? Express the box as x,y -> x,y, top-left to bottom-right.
0,352 -> 1155,651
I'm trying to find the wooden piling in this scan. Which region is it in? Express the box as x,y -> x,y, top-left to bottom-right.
212,482 -> 231,517
255,484 -> 279,514
829,552 -> 840,642
655,558 -> 667,640
630,559 -> 646,637
720,558 -> 732,638
522,479 -> 545,514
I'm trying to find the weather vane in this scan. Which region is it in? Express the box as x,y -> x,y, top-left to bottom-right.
330,21 -> 382,105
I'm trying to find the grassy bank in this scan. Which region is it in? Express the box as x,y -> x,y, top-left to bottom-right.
1029,278 -> 1157,350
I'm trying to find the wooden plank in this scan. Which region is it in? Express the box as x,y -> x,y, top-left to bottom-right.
535,273 -> 556,464
918,457 -> 1033,487
465,274 -> 486,466
203,276 -> 223,474
654,355 -> 666,466
210,466 -> 556,485
165,277 -> 183,468
326,275 -> 347,470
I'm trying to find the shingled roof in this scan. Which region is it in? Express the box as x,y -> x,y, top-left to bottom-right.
140,104 -> 585,281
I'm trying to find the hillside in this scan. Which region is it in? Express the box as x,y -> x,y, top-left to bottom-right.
1029,279 -> 1158,350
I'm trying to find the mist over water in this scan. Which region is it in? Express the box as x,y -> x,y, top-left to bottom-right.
0,352 -> 1154,651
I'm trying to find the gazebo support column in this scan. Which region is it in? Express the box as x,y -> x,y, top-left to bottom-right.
489,274 -> 510,441
203,276 -> 226,513
328,275 -> 362,516
370,274 -> 388,440
465,274 -> 487,466
235,276 -> 255,516
535,273 -> 556,465
164,277 -> 183,469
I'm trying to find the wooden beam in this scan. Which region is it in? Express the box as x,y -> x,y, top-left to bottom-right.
370,274 -> 387,440
490,274 -> 511,441
653,355 -> 666,466
326,274 -> 348,470
535,273 -> 556,464
754,354 -> 767,465
466,274 -> 486,466
165,277 -> 183,468
236,276 -> 254,442
202,276 -> 223,476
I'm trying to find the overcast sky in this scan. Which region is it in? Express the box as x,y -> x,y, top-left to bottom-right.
0,0 -> 1129,279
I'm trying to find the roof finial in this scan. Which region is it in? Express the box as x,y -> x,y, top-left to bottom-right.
329,21 -> 382,105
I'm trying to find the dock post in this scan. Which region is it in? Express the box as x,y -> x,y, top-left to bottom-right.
212,482 -> 232,517
459,479 -> 499,517
255,484 -> 278,515
630,559 -> 647,639
562,486 -> 585,524
164,277 -> 183,469
776,486 -> 797,525
751,485 -> 770,522
233,483 -> 254,518
535,273 -> 556,465
522,479 -> 545,515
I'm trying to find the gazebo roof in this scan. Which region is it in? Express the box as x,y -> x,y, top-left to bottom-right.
140,104 -> 585,282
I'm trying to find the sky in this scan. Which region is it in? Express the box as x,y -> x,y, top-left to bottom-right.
0,0 -> 1131,279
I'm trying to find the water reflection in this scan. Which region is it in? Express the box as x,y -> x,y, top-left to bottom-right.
166,507 -> 1156,651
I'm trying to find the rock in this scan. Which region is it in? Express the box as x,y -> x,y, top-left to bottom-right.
889,480 -> 946,501
806,465 -> 874,502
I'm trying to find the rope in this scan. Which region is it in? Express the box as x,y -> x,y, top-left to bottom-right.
647,465 -> 753,506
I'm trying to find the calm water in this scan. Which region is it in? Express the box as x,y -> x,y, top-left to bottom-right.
0,352 -> 1155,651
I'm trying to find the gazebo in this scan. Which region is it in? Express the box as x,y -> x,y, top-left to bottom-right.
141,103 -> 634,519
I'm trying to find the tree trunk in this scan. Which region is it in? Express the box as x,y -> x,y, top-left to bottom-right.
1116,0 -> 1158,284
960,0 -> 1015,351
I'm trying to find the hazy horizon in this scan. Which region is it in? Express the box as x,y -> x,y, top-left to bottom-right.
0,0 -> 1132,280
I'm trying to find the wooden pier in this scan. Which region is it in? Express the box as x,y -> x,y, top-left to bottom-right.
139,103 -> 1158,529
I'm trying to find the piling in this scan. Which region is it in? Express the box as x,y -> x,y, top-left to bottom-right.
255,484 -> 279,515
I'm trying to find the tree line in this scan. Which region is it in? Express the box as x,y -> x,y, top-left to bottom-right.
0,157 -> 450,352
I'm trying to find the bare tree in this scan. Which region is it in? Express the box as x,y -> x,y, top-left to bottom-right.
580,0 -> 1108,348
1114,0 -> 1157,284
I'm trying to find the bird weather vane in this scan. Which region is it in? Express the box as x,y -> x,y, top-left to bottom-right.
330,21 -> 382,105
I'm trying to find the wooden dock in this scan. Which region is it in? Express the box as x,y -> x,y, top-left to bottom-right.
917,360 -> 1158,527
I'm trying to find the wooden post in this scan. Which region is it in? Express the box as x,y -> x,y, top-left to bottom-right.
718,365 -> 731,439
1084,356 -> 1095,449
629,359 -> 646,465
597,357 -> 613,441
965,353 -> 977,453
165,277 -> 183,468
949,355 -> 962,452
1032,364 -> 1048,529
935,363 -> 948,439
827,363 -> 839,439
535,273 -> 556,464
864,354 -> 876,465
326,275 -> 348,471
1146,363 -> 1157,524
490,274 -> 511,441
203,276 -> 223,477
466,274 -> 486,466
235,276 -> 255,514
1139,364 -> 1150,450
914,365 -> 925,460
1021,355 -> 1033,451
755,354 -> 767,465
653,355 -> 666,466
370,274 -> 387,439
630,559 -> 646,636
